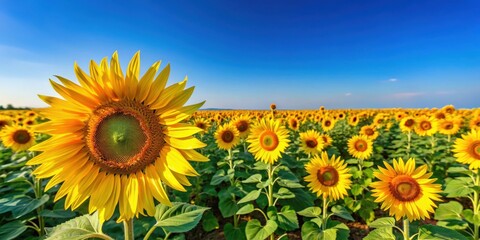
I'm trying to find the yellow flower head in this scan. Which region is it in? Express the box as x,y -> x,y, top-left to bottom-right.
347,135 -> 373,160
1,125 -> 35,152
304,152 -> 352,201
27,52 -> 207,222
247,119 -> 290,164
299,130 -> 324,156
215,123 -> 240,150
371,158 -> 442,221
453,130 -> 480,169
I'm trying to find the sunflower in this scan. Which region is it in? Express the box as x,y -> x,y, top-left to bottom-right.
232,115 -> 251,138
347,135 -> 373,160
304,152 -> 352,200
348,114 -> 359,127
360,125 -> 378,140
438,117 -> 461,136
247,119 -> 290,164
470,115 -> 480,130
27,52 -> 207,222
0,115 -> 12,130
399,116 -> 415,133
320,134 -> 333,148
322,116 -> 335,132
0,125 -> 36,152
442,104 -> 455,115
193,118 -> 210,134
414,116 -> 437,136
299,130 -> 324,156
214,123 -> 240,150
371,158 -> 442,221
288,116 -> 300,131
453,130 -> 480,169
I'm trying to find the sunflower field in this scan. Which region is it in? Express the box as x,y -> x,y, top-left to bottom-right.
1,53 -> 480,240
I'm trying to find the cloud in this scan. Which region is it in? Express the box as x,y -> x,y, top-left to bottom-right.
435,91 -> 454,95
387,78 -> 398,82
345,92 -> 352,96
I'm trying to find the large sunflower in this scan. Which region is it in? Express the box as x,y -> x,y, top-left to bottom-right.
214,123 -> 240,150
0,115 -> 12,130
322,116 -> 335,132
0,125 -> 35,152
27,52 -> 207,222
247,119 -> 290,164
371,158 -> 442,221
360,125 -> 378,140
304,151 -> 352,200
299,130 -> 324,156
453,130 -> 480,169
438,117 -> 461,136
347,135 -> 373,160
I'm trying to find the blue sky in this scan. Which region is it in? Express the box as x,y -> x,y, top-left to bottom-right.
0,0 -> 479,109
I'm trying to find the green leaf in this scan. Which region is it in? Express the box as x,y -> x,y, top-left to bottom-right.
277,188 -> 315,211
243,174 -> 262,183
368,217 -> 396,229
273,187 -> 295,199
418,225 -> 468,240
245,219 -> 278,240
447,166 -> 471,175
350,184 -> 363,196
363,227 -> 395,240
237,204 -> 255,215
443,179 -> 474,198
256,179 -> 271,189
436,219 -> 468,230
238,189 -> 261,204
363,161 -> 374,167
0,221 -> 28,240
210,169 -> 228,185
224,222 -> 246,240
13,194 -> 50,218
277,179 -> 304,188
301,220 -> 349,240
277,169 -> 299,181
46,212 -> 108,240
346,159 -> 358,164
297,207 -> 322,218
331,205 -> 354,221
219,189 -> 239,218
267,206 -> 299,231
463,209 -> 480,225
154,202 -> 209,233
201,211 -> 219,232
434,201 -> 463,221
253,161 -> 269,170
40,209 -> 77,219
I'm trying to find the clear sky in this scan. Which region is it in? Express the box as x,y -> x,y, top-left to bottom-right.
0,0 -> 479,109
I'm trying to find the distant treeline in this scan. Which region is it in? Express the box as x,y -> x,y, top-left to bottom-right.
0,104 -> 31,110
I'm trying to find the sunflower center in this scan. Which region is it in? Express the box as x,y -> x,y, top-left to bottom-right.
196,122 -> 206,130
86,100 -> 164,174
354,140 -> 368,152
476,121 -> 480,127
365,128 -> 374,136
470,141 -> 480,159
405,119 -> 414,127
316,166 -> 339,186
13,130 -> 31,144
291,121 -> 298,128
420,121 -> 431,130
0,120 -> 7,129
444,123 -> 453,130
96,113 -> 146,162
389,175 -> 421,201
221,130 -> 234,143
259,130 -> 279,151
306,138 -> 318,148
324,120 -> 331,127
236,121 -> 248,132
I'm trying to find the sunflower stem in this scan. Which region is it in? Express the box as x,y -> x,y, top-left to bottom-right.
406,131 -> 411,158
267,163 -> 275,240
123,218 -> 134,240
33,176 -> 45,236
227,149 -> 239,228
322,197 -> 329,232
402,217 -> 410,240
143,225 -> 157,240
473,170 -> 480,240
